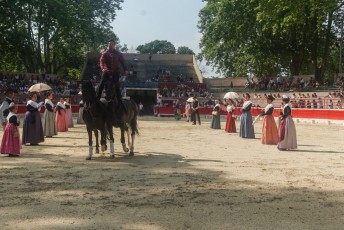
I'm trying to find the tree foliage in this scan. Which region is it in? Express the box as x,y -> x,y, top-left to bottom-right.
177,46 -> 194,55
136,40 -> 176,54
0,0 -> 124,77
198,0 -> 344,81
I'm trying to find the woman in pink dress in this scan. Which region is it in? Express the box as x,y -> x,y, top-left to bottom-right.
261,95 -> 278,145
224,99 -> 236,133
1,103 -> 21,157
55,97 -> 68,132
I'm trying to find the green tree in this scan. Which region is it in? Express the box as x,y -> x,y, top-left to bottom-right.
0,0 -> 123,77
177,46 -> 194,55
198,0 -> 344,81
136,40 -> 176,54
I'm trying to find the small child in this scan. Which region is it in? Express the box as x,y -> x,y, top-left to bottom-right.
1,102 -> 21,157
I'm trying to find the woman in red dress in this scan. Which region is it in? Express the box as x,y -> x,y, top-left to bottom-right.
55,97 -> 68,132
224,99 -> 236,133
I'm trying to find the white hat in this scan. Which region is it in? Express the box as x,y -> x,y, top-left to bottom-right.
282,95 -> 289,99
8,102 -> 15,109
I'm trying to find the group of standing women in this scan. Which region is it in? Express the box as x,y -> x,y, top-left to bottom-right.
1,92 -> 75,157
211,93 -> 297,151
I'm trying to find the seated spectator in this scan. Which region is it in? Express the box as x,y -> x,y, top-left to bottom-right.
317,98 -> 323,109
328,99 -> 333,109
336,100 -> 342,109
306,100 -> 312,108
312,99 -> 317,109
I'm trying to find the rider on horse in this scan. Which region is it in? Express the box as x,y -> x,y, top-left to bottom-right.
97,39 -> 128,112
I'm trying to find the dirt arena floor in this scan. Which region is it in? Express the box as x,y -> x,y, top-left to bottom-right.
0,116 -> 344,230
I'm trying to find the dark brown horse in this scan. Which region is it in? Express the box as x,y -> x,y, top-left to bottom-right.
81,80 -> 109,160
81,51 -> 138,159
105,81 -> 139,157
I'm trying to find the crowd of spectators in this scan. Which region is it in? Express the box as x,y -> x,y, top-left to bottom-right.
0,72 -> 81,103
159,84 -> 210,98
250,90 -> 343,109
127,61 -> 196,84
245,76 -> 326,92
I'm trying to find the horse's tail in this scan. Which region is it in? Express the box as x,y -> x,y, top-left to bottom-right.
131,115 -> 139,136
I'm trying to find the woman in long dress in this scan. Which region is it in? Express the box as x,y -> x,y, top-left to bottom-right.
55,97 -> 68,132
210,100 -> 221,129
278,95 -> 297,150
64,97 -> 74,128
1,103 -> 21,156
239,93 -> 255,138
22,93 -> 45,145
77,99 -> 85,124
43,92 -> 57,137
261,95 -> 278,145
225,99 -> 236,133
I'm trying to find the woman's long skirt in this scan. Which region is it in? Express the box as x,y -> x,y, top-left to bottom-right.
65,108 -> 74,128
56,110 -> 68,132
261,114 -> 278,145
22,111 -> 44,145
225,112 -> 236,133
43,110 -> 57,137
210,113 -> 221,129
77,107 -> 85,124
278,116 -> 297,150
239,111 -> 255,138
1,124 -> 21,155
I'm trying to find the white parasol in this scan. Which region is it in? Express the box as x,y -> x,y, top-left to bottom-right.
223,92 -> 239,99
186,97 -> 194,103
28,83 -> 52,93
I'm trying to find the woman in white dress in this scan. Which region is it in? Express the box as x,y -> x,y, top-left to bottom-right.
43,92 -> 57,137
64,97 -> 74,128
277,95 -> 297,150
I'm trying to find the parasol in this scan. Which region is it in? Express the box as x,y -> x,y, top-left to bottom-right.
186,97 -> 194,103
223,92 -> 239,99
28,83 -> 52,93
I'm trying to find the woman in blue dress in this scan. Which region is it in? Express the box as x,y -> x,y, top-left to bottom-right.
239,93 -> 255,138
22,93 -> 45,145
210,99 -> 221,129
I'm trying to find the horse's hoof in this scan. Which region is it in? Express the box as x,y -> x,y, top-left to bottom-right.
95,149 -> 100,154
129,152 -> 134,157
86,157 -> 92,160
109,155 -> 115,159
124,148 -> 129,153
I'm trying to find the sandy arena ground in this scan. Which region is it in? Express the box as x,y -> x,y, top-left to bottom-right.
0,116 -> 344,230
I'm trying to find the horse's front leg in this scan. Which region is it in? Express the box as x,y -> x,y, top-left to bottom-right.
94,129 -> 100,154
121,127 -> 129,153
100,128 -> 107,152
108,126 -> 115,159
86,128 -> 93,160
